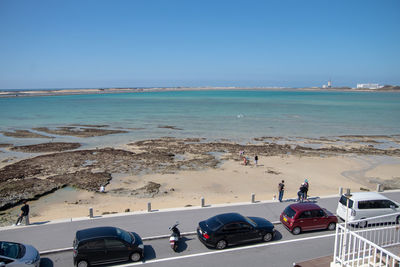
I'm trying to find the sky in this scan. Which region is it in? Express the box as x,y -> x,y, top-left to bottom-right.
0,0 -> 399,89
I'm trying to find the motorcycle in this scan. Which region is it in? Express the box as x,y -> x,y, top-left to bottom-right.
169,222 -> 181,252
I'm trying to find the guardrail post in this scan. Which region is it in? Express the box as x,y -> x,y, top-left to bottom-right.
89,207 -> 93,218
251,193 -> 255,203
339,187 -> 343,196
147,202 -> 152,212
377,184 -> 383,192
201,197 -> 205,207
346,188 -> 351,196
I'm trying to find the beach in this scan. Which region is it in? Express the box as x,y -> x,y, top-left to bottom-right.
1,135 -> 400,225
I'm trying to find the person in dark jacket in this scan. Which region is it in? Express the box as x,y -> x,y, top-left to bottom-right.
16,201 -> 29,225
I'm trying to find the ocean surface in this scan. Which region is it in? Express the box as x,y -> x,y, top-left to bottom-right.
1,90 -> 400,148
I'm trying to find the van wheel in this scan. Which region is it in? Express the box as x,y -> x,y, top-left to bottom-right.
396,216 -> 400,224
358,220 -> 368,228
328,222 -> 336,231
292,227 -> 301,235
216,239 -> 227,249
130,252 -> 141,262
263,232 -> 273,242
77,260 -> 89,267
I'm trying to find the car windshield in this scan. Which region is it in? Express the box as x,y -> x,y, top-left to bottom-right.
0,242 -> 23,259
339,195 -> 353,208
244,216 -> 257,227
205,216 -> 223,231
116,228 -> 134,244
283,206 -> 296,218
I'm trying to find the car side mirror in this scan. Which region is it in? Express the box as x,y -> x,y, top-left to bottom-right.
390,205 -> 396,209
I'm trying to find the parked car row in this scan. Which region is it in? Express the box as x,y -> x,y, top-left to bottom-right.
2,192 -> 399,267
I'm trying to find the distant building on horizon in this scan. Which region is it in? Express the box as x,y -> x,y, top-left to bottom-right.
322,80 -> 332,89
356,83 -> 383,89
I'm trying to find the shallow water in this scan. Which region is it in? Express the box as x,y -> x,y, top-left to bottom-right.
1,90 -> 400,147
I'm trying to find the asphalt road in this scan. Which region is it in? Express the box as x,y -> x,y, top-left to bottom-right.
1,191 -> 400,267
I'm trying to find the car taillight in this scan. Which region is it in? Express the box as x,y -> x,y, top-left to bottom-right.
203,233 -> 210,239
73,249 -> 77,257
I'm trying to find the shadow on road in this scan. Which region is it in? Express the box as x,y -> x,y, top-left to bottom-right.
143,245 -> 156,261
40,257 -> 54,267
176,236 -> 192,253
273,230 -> 283,241
29,221 -> 50,226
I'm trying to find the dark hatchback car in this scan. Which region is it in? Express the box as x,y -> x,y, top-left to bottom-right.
280,203 -> 338,235
197,212 -> 275,249
73,226 -> 144,267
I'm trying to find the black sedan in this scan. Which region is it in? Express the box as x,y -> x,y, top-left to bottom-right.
197,212 -> 275,249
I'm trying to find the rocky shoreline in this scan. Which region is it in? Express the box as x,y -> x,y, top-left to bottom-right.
1,135 -> 400,212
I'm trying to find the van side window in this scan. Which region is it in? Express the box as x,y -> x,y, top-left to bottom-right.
388,200 -> 399,208
358,200 -> 372,209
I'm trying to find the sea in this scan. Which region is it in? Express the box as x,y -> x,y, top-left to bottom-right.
1,89 -> 400,150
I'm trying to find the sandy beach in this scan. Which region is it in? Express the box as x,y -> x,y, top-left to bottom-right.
3,148 -> 399,225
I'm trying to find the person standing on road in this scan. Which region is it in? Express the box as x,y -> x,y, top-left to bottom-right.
303,179 -> 309,200
254,155 -> 258,166
278,180 -> 285,202
15,201 -> 29,226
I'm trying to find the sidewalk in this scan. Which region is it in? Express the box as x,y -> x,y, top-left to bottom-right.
294,255 -> 333,267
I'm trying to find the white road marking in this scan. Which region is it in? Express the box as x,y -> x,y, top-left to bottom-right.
112,233 -> 336,266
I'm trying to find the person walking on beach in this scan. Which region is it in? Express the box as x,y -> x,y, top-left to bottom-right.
278,180 -> 285,202
15,201 -> 29,226
298,183 -> 307,202
254,155 -> 258,166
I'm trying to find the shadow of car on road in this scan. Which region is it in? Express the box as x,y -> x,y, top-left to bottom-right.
143,244 -> 156,261
39,257 -> 54,267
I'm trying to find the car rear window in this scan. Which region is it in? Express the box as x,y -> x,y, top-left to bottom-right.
206,216 -> 223,231
283,206 -> 296,218
339,195 -> 353,208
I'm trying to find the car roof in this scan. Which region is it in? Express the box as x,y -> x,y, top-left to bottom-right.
215,213 -> 246,224
289,203 -> 322,212
76,226 -> 119,241
344,192 -> 388,201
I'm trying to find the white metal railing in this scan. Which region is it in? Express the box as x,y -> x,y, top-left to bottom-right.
333,212 -> 400,267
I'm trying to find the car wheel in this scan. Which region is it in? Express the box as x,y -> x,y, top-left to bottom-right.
396,216 -> 400,224
358,220 -> 368,228
292,227 -> 301,235
130,252 -> 141,262
216,239 -> 227,249
328,222 -> 336,231
77,260 -> 89,267
262,232 -> 273,242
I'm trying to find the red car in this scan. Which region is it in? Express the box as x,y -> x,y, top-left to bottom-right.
280,203 -> 338,235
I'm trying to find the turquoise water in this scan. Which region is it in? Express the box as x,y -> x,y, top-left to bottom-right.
1,90 -> 400,145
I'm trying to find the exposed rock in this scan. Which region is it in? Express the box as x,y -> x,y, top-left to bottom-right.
2,130 -> 50,139
11,142 -> 81,153
33,126 -> 128,137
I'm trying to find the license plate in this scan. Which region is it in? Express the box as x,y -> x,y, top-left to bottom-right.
283,217 -> 287,222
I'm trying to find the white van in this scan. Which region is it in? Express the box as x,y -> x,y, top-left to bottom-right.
336,192 -> 400,226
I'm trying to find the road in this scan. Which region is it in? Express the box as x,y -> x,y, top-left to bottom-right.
1,191 -> 400,267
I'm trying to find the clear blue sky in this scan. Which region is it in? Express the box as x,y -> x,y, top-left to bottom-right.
0,0 -> 399,89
